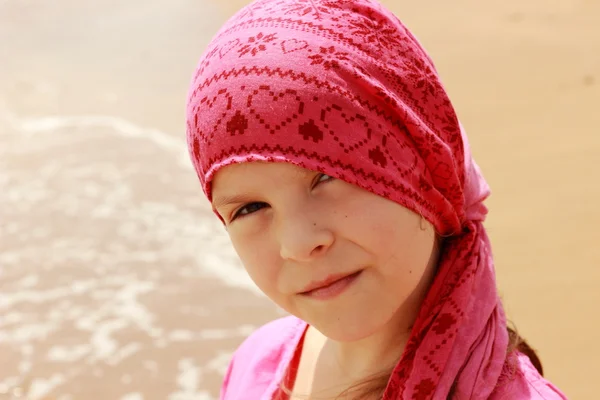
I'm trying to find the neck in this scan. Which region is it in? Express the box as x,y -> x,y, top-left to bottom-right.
311,300 -> 417,381
299,313 -> 412,399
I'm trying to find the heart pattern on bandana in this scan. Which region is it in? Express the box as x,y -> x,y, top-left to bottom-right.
192,82 -> 425,184
219,39 -> 241,59
281,39 -> 310,54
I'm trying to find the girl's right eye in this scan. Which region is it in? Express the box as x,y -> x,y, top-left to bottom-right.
231,202 -> 268,221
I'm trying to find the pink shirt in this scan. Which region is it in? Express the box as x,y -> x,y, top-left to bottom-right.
220,316 -> 568,400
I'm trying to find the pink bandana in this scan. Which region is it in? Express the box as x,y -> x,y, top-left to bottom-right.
187,0 -> 510,398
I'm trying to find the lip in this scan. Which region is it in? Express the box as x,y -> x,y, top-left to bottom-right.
298,270 -> 363,299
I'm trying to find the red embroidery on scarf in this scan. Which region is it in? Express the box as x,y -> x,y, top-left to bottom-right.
299,119 -> 324,142
413,379 -> 436,399
238,32 -> 278,57
219,39 -> 241,59
308,46 -> 350,70
432,313 -> 457,335
281,38 -> 309,53
278,0 -> 332,19
226,110 -> 249,135
368,146 -> 386,167
433,162 -> 453,180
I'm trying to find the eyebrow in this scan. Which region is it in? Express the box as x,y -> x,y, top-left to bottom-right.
211,193 -> 254,210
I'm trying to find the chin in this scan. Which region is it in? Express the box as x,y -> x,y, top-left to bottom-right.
309,309 -> 389,342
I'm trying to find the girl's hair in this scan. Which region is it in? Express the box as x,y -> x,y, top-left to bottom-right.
280,326 -> 543,400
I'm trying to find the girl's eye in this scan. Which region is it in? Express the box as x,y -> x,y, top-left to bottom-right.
315,173 -> 334,186
228,174 -> 333,222
231,202 -> 268,221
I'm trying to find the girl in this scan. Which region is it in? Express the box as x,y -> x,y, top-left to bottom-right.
185,0 -> 568,398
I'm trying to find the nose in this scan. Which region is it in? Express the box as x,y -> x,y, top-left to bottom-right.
278,212 -> 334,262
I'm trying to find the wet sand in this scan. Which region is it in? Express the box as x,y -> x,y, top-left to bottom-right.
1,0 -> 598,399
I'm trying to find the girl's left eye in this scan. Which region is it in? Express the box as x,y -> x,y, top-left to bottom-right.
315,173 -> 334,186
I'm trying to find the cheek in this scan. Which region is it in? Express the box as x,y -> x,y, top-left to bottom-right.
347,200 -> 434,279
377,224 -> 436,304
229,233 -> 282,295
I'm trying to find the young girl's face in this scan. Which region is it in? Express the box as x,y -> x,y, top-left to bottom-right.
212,161 -> 439,342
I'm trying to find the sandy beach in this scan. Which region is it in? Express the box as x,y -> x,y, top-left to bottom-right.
1,0 -> 598,399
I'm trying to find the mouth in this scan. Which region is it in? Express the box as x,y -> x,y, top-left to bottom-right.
298,270 -> 363,300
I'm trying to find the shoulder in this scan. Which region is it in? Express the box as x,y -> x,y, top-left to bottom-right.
220,315 -> 306,400
492,352 -> 569,400
232,315 -> 305,365
517,353 -> 569,399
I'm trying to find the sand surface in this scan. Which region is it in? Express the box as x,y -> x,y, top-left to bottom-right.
1,0 -> 598,399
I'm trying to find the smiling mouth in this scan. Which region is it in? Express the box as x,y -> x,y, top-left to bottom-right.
299,270 -> 363,299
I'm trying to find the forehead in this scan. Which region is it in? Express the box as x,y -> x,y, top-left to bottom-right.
211,161 -> 314,195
